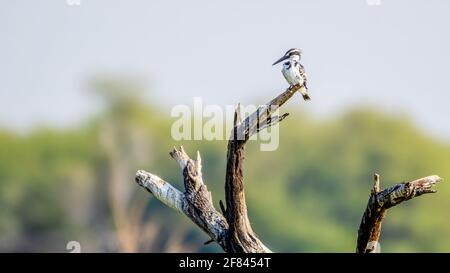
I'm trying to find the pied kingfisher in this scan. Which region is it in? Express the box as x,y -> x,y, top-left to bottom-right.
272,48 -> 310,101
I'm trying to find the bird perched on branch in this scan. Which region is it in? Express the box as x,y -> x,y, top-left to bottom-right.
272,48 -> 310,101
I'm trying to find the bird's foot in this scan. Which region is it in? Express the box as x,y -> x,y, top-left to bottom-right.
288,84 -> 300,91
294,83 -> 302,90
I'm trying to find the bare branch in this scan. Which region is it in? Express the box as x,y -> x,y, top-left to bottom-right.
372,173 -> 381,194
136,147 -> 229,250
221,87 -> 299,253
233,86 -> 297,143
135,86 -> 300,253
356,174 -> 443,253
136,170 -> 186,214
254,113 -> 290,135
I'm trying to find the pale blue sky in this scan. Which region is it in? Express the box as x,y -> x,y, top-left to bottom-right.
0,0 -> 449,140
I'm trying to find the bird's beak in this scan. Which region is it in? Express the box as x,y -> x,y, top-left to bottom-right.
272,55 -> 289,66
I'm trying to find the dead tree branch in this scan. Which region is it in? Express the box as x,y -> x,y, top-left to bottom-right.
221,87 -> 296,252
136,147 -> 229,249
135,87 -> 298,253
135,84 -> 442,253
356,174 -> 443,253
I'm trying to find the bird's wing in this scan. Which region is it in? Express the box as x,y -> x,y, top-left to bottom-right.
298,63 -> 308,89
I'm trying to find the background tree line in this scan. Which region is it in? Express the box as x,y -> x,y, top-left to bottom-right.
0,78 -> 449,252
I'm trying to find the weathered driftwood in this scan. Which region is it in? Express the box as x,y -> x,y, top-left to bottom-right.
135,85 -> 442,253
356,174 -> 443,253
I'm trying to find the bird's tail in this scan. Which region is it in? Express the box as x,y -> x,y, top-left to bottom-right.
299,87 -> 311,101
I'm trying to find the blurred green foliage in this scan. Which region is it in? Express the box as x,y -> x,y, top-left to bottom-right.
0,78 -> 449,252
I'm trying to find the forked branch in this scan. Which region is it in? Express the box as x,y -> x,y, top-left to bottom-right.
136,147 -> 229,249
135,86 -> 299,252
356,174 -> 443,253
220,87 -> 297,252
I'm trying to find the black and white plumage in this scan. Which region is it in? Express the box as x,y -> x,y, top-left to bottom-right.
272,48 -> 310,101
